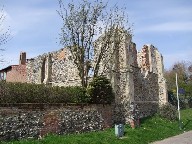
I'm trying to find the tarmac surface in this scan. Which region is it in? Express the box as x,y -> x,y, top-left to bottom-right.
152,130 -> 192,144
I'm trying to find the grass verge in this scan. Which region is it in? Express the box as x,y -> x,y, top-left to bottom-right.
3,108 -> 192,144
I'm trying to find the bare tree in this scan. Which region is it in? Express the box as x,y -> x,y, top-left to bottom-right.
57,0 -> 132,87
0,6 -> 10,62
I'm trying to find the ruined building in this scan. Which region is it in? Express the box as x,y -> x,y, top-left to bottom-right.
0,30 -> 167,122
25,30 -> 167,122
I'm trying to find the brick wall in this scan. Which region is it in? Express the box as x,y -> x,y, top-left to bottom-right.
6,65 -> 26,83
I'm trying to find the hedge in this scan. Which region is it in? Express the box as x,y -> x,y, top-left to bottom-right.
0,77 -> 115,104
0,81 -> 88,104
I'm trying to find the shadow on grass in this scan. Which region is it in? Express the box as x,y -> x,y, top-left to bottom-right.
139,115 -> 155,124
124,131 -> 128,135
182,119 -> 192,129
140,115 -> 182,131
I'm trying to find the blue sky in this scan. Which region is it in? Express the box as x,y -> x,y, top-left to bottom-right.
0,0 -> 192,70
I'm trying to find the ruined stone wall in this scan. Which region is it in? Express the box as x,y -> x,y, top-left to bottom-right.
94,30 -> 135,123
155,50 -> 167,105
51,49 -> 81,86
136,44 -> 167,111
133,70 -> 159,102
93,30 -> 168,122
26,48 -> 81,86
27,55 -> 46,84
133,68 -> 159,117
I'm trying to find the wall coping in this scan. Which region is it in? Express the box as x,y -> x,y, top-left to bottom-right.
0,103 -> 111,109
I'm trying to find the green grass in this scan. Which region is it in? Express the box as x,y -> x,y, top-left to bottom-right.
3,109 -> 192,144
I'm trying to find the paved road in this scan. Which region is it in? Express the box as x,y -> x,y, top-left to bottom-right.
152,131 -> 192,144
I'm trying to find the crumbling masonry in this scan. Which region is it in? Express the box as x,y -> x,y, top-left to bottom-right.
26,31 -> 167,123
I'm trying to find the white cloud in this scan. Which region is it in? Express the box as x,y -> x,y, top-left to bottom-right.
163,49 -> 192,69
6,7 -> 58,33
162,7 -> 192,19
137,22 -> 192,32
132,4 -> 192,33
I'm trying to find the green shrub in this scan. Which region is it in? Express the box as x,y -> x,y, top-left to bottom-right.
86,76 -> 114,104
0,81 -> 87,104
158,103 -> 178,121
168,91 -> 187,109
188,97 -> 192,108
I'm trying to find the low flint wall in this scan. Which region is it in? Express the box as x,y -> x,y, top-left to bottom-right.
0,104 -> 113,141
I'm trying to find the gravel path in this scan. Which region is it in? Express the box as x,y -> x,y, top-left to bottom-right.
151,131 -> 192,144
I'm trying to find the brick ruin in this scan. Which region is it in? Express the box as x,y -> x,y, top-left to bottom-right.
25,31 -> 167,123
